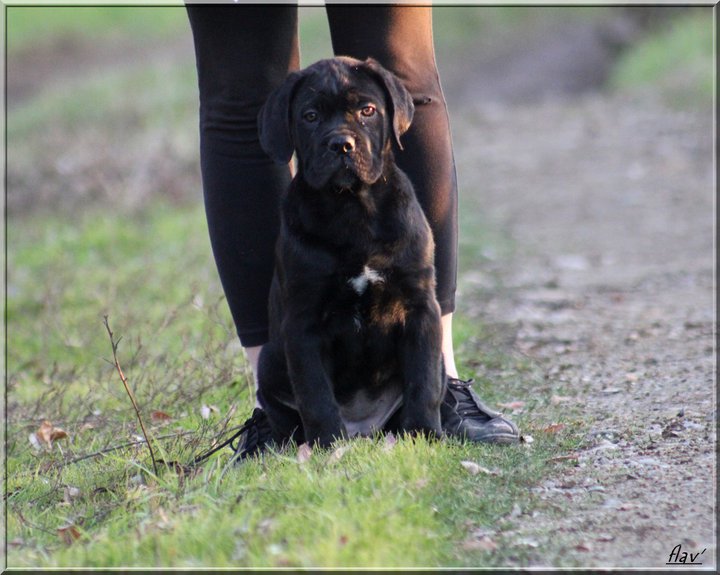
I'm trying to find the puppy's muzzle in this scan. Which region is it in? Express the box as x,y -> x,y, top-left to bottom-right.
326,133 -> 356,156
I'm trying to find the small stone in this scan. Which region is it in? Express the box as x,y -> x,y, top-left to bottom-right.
602,498 -> 624,509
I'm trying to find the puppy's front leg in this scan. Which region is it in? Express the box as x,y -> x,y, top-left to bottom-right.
284,320 -> 347,447
400,300 -> 445,436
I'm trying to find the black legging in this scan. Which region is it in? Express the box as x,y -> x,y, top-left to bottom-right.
187,4 -> 458,347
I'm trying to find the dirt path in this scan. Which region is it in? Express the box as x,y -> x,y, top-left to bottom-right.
450,90 -> 715,568
431,11 -> 716,566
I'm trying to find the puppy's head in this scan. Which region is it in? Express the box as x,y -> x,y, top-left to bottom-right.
258,57 -> 414,190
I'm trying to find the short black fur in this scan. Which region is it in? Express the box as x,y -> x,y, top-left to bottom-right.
256,57 -> 445,448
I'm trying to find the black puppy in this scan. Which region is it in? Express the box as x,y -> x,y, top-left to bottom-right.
256,57 -> 445,448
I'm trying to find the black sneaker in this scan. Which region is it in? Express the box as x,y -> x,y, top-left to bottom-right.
441,378 -> 520,444
230,407 -> 273,461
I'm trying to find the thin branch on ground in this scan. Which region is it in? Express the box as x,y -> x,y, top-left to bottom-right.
103,315 -> 159,476
53,430 -> 197,470
59,424 -> 242,470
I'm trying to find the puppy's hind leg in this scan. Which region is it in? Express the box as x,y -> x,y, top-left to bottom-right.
257,342 -> 304,445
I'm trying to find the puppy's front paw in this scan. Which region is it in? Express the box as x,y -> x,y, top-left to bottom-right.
401,411 -> 442,439
305,422 -> 348,449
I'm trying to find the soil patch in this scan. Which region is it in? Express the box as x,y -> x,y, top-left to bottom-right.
452,93 -> 715,567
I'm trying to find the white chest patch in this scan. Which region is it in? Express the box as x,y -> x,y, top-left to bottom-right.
348,265 -> 385,295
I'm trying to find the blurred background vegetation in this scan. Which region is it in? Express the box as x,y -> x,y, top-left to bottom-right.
6,6 -> 712,216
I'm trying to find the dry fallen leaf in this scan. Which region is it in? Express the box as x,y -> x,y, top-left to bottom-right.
550,395 -> 574,405
297,443 -> 313,463
543,423 -> 566,434
57,524 -> 81,545
150,410 -> 172,423
35,420 -> 68,448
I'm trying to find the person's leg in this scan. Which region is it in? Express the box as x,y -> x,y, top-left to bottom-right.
441,314 -> 458,378
325,5 -> 459,376
187,5 -> 299,370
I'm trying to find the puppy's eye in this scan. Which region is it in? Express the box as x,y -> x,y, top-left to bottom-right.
360,105 -> 376,117
303,110 -> 318,123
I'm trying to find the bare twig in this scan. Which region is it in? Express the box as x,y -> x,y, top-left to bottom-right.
81,424 -> 242,469
102,315 -> 158,476
52,430 -> 197,470
13,507 -> 58,536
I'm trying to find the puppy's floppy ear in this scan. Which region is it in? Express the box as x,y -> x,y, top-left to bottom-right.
362,58 -> 415,150
257,70 -> 304,164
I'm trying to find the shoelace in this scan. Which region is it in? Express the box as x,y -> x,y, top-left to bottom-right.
231,409 -> 272,458
191,409 -> 264,466
448,377 -> 475,389
447,378 -> 496,421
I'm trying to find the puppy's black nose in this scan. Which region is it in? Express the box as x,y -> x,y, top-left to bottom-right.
328,135 -> 355,155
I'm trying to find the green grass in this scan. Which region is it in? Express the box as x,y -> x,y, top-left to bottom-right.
610,9 -> 714,107
8,429 -> 584,568
6,202 -> 584,569
6,195 -> 583,567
